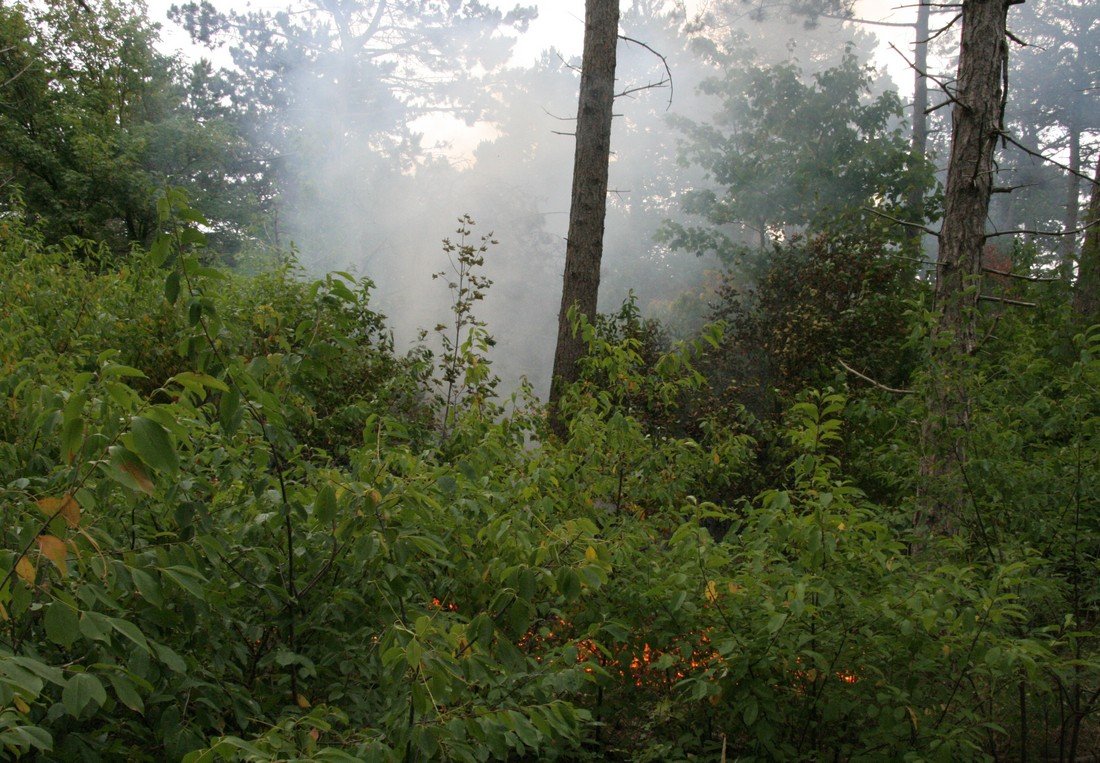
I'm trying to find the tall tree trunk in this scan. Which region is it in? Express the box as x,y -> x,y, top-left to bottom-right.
548,0 -> 620,437
906,0 -> 930,244
1059,126 -> 1081,278
1073,157 -> 1100,322
918,0 -> 1014,532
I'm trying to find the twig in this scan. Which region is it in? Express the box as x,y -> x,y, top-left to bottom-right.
617,78 -> 671,100
984,218 -> 1100,238
541,107 -> 575,122
555,51 -> 581,74
862,206 -> 941,237
978,294 -> 1037,307
618,34 -> 674,110
981,267 -> 1061,283
920,11 -> 962,44
837,359 -> 913,395
998,132 -> 1100,186
890,42 -> 959,106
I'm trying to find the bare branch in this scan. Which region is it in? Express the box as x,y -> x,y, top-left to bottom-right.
920,11 -> 962,44
1,62 -> 32,89
555,51 -> 581,74
926,98 -> 953,115
998,132 -> 1100,186
618,34 -> 673,111
616,78 -> 671,99
838,359 -> 913,395
863,206 -> 941,237
541,107 -> 576,122
982,267 -> 1061,282
978,294 -> 1037,307
890,42 -> 959,106
985,218 -> 1100,239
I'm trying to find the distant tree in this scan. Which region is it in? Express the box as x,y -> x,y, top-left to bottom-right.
1075,157 -> 1100,321
171,0 -> 535,262
0,0 -> 258,252
982,0 -> 1099,272
710,232 -> 919,411
662,50 -> 931,257
1004,0 -> 1099,274
549,0 -> 620,436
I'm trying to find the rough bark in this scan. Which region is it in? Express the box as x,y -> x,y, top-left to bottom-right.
934,0 -> 1011,355
548,0 -> 620,437
918,0 -> 1014,533
1073,157 -> 1100,323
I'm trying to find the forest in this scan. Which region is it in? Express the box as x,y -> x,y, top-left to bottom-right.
0,0 -> 1097,759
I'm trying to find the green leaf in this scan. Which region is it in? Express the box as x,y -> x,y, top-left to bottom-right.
101,364 -> 147,380
160,566 -> 207,600
130,568 -> 163,607
469,614 -> 493,649
105,446 -> 154,495
405,639 -> 423,668
129,417 -> 179,474
107,617 -> 150,654
171,372 -> 229,395
60,417 -> 83,464
164,271 -> 180,304
218,388 -> 241,435
556,568 -> 581,601
79,611 -> 111,643
62,673 -> 106,717
314,485 -> 337,525
743,697 -> 759,726
108,672 -> 144,714
153,643 -> 187,673
44,602 -> 79,648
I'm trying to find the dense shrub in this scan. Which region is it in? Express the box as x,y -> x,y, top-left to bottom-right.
0,195 -> 1096,760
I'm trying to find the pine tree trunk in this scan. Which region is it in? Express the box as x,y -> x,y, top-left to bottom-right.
548,0 -> 620,437
918,0 -> 1013,533
906,0 -> 930,241
1073,158 -> 1100,323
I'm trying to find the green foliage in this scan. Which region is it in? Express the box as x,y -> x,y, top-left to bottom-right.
0,0 -> 266,252
662,48 -> 934,258
431,215 -> 501,442
0,186 -> 1097,761
709,231 -> 922,411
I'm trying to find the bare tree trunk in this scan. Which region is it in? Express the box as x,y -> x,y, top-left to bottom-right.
906,0 -> 931,242
548,0 -> 620,437
918,0 -> 1014,532
1059,126 -> 1082,278
1073,157 -> 1100,323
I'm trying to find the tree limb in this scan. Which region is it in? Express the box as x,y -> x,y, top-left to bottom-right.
862,206 -> 941,237
618,34 -> 673,110
985,219 -> 1100,239
837,359 -> 913,395
978,294 -> 1037,307
998,132 -> 1100,186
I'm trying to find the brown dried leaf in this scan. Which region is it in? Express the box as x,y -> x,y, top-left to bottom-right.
36,495 -> 80,528
36,535 -> 68,577
15,556 -> 36,586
